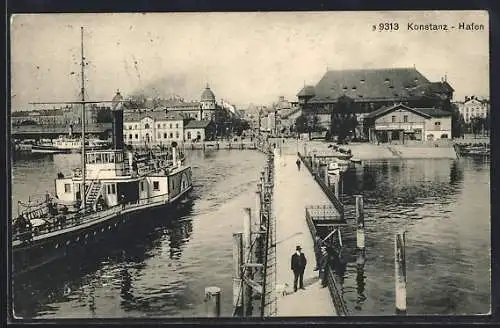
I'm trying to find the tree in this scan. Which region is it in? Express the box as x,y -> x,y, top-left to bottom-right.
449,103 -> 465,138
330,95 -> 358,142
96,108 -> 113,123
294,114 -> 309,134
470,116 -> 483,137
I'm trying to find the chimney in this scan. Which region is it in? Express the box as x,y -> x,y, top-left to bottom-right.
111,90 -> 124,149
171,141 -> 178,167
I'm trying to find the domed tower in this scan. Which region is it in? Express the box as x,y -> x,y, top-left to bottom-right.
200,83 -> 216,111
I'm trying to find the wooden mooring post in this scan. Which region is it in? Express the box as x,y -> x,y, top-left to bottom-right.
243,207 -> 253,316
232,233 -> 243,316
395,231 -> 407,315
355,195 -> 365,250
204,286 -> 221,317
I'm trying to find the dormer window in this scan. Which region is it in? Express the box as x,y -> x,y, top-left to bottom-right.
388,85 -> 394,89
384,79 -> 390,83
352,86 -> 357,90
342,86 -> 348,91
360,79 -> 365,84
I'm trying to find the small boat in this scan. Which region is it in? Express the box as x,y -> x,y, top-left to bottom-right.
350,157 -> 362,164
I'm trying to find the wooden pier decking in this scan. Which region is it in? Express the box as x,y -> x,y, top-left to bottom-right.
272,148 -> 338,316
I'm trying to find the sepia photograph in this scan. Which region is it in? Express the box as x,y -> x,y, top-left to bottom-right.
9,11 -> 490,319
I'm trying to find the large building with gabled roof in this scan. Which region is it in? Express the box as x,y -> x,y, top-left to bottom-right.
298,67 -> 454,114
295,67 -> 454,137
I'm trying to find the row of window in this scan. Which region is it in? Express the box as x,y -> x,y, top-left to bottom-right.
126,123 -> 181,130
464,107 -> 488,112
390,115 -> 441,127
391,115 -> 409,123
124,132 -> 181,140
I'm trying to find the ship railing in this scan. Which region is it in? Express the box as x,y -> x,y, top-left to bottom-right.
12,192 -> 173,243
12,205 -> 122,243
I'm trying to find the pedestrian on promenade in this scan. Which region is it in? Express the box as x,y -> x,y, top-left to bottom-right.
319,246 -> 329,288
291,245 -> 307,292
313,234 -> 323,271
296,159 -> 301,170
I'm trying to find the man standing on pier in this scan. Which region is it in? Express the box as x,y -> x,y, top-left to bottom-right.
296,158 -> 301,170
313,234 -> 323,271
291,245 -> 307,292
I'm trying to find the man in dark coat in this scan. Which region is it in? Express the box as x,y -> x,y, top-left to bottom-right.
313,235 -> 323,271
319,246 -> 329,288
291,245 -> 307,292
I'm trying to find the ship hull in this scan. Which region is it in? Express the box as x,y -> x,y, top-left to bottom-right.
12,186 -> 192,277
31,145 -> 73,154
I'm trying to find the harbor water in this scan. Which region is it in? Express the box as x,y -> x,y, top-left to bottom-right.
11,150 -> 490,317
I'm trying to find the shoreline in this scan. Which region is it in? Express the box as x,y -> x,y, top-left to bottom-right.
296,140 -> 458,160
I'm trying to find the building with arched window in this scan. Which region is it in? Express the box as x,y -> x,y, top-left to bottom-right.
123,111 -> 184,147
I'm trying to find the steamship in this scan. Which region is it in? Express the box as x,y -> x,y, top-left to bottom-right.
31,134 -> 109,154
12,28 -> 193,276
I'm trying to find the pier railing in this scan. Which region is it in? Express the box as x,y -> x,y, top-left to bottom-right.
298,152 -> 345,219
305,206 -> 349,316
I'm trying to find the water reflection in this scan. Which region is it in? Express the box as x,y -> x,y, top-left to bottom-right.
13,201 -> 195,318
334,157 -> 489,315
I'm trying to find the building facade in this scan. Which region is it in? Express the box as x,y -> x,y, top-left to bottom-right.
363,103 -> 452,143
296,68 -> 454,136
184,120 -> 215,141
11,105 -> 104,126
455,96 -> 489,123
123,111 -> 184,147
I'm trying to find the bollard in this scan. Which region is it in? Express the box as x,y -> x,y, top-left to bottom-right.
395,231 -> 407,315
355,195 -> 365,250
204,286 -> 221,317
232,233 -> 243,315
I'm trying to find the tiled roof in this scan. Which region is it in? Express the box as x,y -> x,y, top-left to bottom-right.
414,107 -> 452,117
166,101 -> 201,108
124,110 -> 182,122
185,120 -> 212,129
297,85 -> 316,97
309,68 -> 432,103
364,103 -> 451,119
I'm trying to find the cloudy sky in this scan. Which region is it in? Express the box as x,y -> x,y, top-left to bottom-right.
10,11 -> 489,110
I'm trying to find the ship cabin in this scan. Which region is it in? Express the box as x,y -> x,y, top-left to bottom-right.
54,148 -> 177,212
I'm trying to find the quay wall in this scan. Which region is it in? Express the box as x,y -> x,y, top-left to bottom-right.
301,140 -> 457,160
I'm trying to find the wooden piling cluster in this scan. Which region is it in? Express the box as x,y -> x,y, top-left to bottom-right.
232,148 -> 275,317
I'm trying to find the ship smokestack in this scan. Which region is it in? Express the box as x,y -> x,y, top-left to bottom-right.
111,90 -> 124,149
171,141 -> 178,166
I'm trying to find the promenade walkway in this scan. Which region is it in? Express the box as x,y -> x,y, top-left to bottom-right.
272,147 -> 337,316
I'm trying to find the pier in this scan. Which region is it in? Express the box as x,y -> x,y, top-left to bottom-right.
273,148 -> 338,316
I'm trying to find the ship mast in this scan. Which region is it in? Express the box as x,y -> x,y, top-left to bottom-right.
80,26 -> 87,213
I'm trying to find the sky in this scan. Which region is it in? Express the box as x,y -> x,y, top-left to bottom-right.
10,11 -> 489,110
